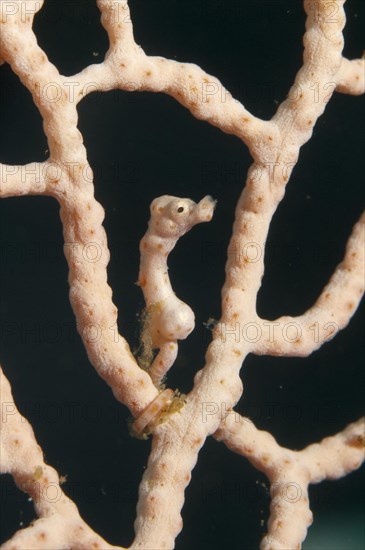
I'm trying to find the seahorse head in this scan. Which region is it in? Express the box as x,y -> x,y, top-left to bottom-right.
149,195 -> 216,238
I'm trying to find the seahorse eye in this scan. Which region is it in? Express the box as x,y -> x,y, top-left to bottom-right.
177,206 -> 184,213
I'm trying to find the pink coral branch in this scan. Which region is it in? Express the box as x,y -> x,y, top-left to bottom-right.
0,0 -> 363,548
253,210 -> 365,356
0,367 -> 123,550
215,414 -> 364,549
68,1 -> 272,149
336,57 -> 365,94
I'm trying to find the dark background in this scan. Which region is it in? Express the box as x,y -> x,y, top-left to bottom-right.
0,1 -> 364,548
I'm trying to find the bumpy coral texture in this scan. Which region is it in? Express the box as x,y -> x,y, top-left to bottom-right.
0,1 -> 364,549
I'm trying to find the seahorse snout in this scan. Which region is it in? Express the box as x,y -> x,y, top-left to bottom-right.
197,195 -> 217,222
